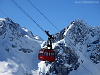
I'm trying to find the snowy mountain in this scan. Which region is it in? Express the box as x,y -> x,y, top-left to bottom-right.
0,18 -> 43,75
0,18 -> 100,75
38,19 -> 100,75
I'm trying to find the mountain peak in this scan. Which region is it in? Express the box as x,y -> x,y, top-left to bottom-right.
38,19 -> 100,75
0,18 -> 43,75
0,18 -> 100,75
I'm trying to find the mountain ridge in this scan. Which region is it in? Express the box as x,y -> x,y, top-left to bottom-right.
0,18 -> 43,75
0,18 -> 100,75
39,19 -> 100,75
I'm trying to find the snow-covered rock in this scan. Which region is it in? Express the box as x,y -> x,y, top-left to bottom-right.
38,19 -> 100,75
0,18 -> 100,75
0,18 -> 43,75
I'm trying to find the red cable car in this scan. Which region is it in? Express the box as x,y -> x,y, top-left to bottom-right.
38,31 -> 55,62
38,49 -> 55,62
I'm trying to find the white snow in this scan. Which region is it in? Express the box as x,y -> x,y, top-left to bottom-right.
0,18 -> 43,75
37,19 -> 100,75
0,18 -> 100,75
0,59 -> 18,75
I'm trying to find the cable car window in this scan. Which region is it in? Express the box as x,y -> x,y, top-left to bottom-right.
41,53 -> 43,56
52,53 -> 54,57
51,53 -> 53,57
44,52 -> 45,56
46,52 -> 48,56
39,53 -> 42,56
51,52 -> 55,57
44,51 -> 48,56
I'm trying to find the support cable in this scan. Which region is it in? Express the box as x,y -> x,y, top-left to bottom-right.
65,35 -> 100,71
10,1 -> 99,74
0,10 -> 9,17
27,0 -> 60,32
10,0 -> 45,33
81,64 -> 94,75
55,28 -> 100,75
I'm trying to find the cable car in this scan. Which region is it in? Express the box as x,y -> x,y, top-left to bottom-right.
38,31 -> 55,62
38,49 -> 55,62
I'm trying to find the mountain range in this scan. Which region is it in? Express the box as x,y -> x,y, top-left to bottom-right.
0,18 -> 100,75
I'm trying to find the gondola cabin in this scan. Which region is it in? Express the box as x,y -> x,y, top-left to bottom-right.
38,49 -> 55,62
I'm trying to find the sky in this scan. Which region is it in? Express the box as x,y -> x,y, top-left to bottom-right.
0,0 -> 100,40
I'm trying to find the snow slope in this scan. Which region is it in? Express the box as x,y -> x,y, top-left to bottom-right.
38,19 -> 100,75
0,18 -> 43,75
0,18 -> 100,75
